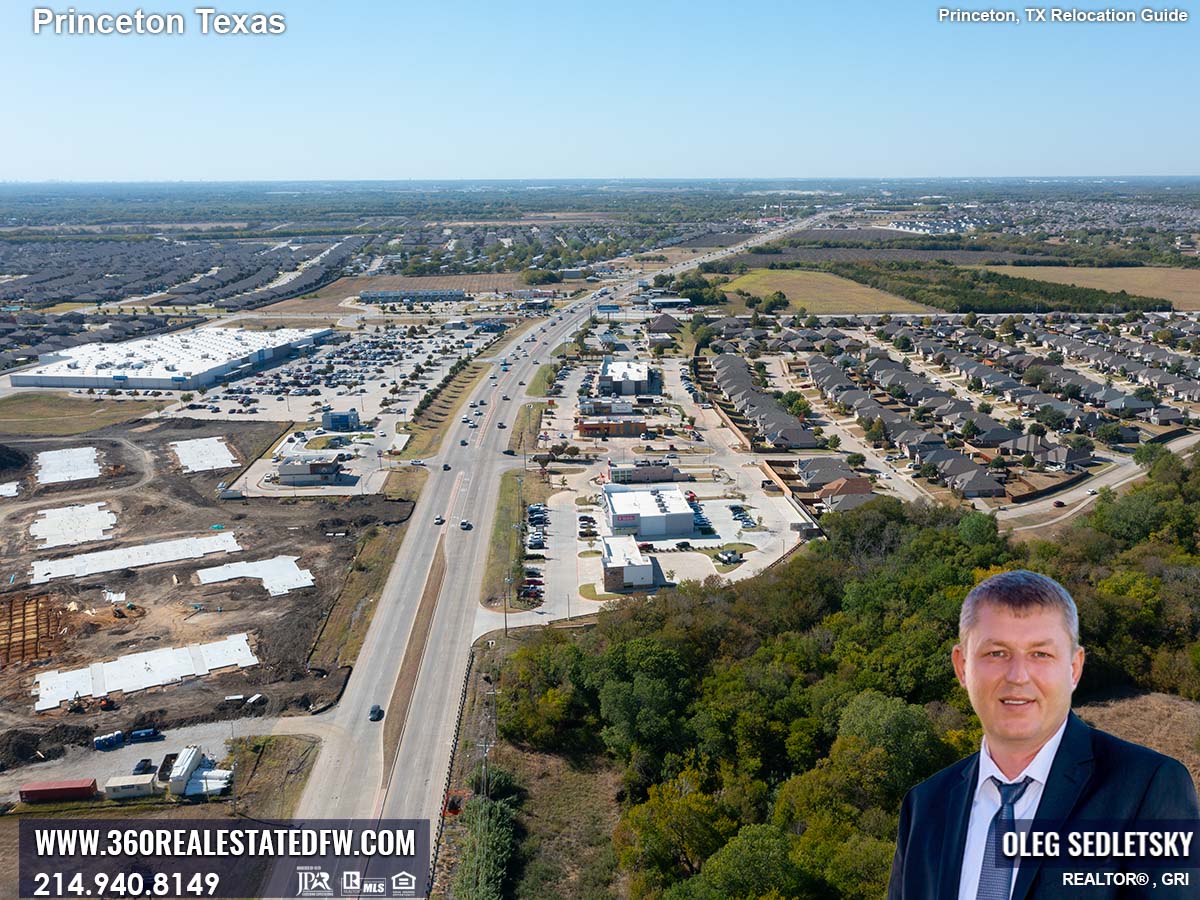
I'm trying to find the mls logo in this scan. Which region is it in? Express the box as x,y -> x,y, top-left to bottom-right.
296,866 -> 333,897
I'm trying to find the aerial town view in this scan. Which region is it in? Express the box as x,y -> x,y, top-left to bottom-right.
2,4 -> 1199,900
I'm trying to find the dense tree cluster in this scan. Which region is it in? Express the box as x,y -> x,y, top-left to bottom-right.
496,448 -> 1200,897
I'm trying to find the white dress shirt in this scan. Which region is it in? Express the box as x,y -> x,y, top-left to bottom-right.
957,716 -> 1069,900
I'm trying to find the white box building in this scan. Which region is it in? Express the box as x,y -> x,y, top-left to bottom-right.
601,536 -> 654,590
603,484 -> 693,538
599,356 -> 651,395
11,327 -> 331,391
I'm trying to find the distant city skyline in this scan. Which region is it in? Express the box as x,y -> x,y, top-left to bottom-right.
2,1 -> 1196,181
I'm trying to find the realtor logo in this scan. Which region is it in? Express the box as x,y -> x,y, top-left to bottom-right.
389,871 -> 417,896
296,866 -> 333,897
341,870 -> 361,895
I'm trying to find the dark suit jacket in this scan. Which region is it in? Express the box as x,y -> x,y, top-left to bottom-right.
888,712 -> 1200,899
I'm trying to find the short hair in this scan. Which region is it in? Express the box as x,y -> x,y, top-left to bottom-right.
959,570 -> 1080,649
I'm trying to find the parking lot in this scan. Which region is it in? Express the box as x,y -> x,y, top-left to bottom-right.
148,321 -> 502,425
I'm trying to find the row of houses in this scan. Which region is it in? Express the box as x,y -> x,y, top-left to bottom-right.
708,355 -> 818,449
807,355 -> 1009,497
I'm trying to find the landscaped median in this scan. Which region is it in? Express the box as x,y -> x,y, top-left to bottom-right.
527,362 -> 561,397
508,401 -> 548,454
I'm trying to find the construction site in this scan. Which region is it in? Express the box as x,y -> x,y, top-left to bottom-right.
0,415 -> 413,772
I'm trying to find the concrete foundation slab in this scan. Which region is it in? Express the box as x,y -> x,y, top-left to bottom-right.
31,532 -> 241,584
35,448 -> 101,485
195,555 -> 314,596
33,634 -> 258,712
0,482 -> 19,498
170,437 -> 237,473
30,503 -> 117,549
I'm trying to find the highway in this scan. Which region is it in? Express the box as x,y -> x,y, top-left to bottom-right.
285,215 -> 832,844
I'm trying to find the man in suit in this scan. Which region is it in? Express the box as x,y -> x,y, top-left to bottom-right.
888,569 -> 1199,899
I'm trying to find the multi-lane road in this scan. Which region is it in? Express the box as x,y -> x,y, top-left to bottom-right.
287,215 -> 832,843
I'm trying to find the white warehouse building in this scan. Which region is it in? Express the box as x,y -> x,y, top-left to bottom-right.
603,484 -> 693,538
10,327 -> 331,391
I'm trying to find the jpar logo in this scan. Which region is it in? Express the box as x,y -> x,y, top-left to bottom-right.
296,865 -> 333,897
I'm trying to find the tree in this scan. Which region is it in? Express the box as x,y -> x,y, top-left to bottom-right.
615,766 -> 738,890
1064,434 -> 1094,454
846,452 -> 866,469
1027,422 -> 1047,437
919,462 -> 939,481
826,434 -> 842,451
1096,423 -> 1125,445
1134,386 -> 1158,403
960,419 -> 980,441
1033,407 -> 1068,432
865,420 -> 885,446
977,401 -> 993,414
681,824 -> 809,899
1133,443 -> 1170,468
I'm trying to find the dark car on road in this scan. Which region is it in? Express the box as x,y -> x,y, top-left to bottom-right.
369,705 -> 384,721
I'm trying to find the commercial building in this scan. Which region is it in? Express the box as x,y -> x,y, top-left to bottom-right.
601,536 -> 654,591
603,484 -> 693,538
277,454 -> 342,486
321,409 -> 360,432
609,460 -> 684,484
11,327 -> 330,391
579,397 -> 635,416
577,416 -> 645,438
359,289 -> 467,302
599,356 -> 652,396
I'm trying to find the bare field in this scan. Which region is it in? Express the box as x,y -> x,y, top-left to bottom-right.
0,393 -> 167,437
1077,692 -> 1200,789
979,265 -> 1200,308
719,268 -> 931,313
298,273 -> 530,303
607,246 -> 706,272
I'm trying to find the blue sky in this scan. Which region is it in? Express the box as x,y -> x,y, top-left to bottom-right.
1,1 -> 1195,180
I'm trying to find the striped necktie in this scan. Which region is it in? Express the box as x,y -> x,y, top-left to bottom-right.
976,775 -> 1034,900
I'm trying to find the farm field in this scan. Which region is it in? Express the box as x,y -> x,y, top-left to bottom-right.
718,268 -> 931,314
978,265 -> 1200,309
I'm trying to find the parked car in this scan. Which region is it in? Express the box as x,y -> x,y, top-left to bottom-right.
132,758 -> 154,775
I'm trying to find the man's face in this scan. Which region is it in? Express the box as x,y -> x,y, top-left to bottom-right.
952,601 -> 1084,756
